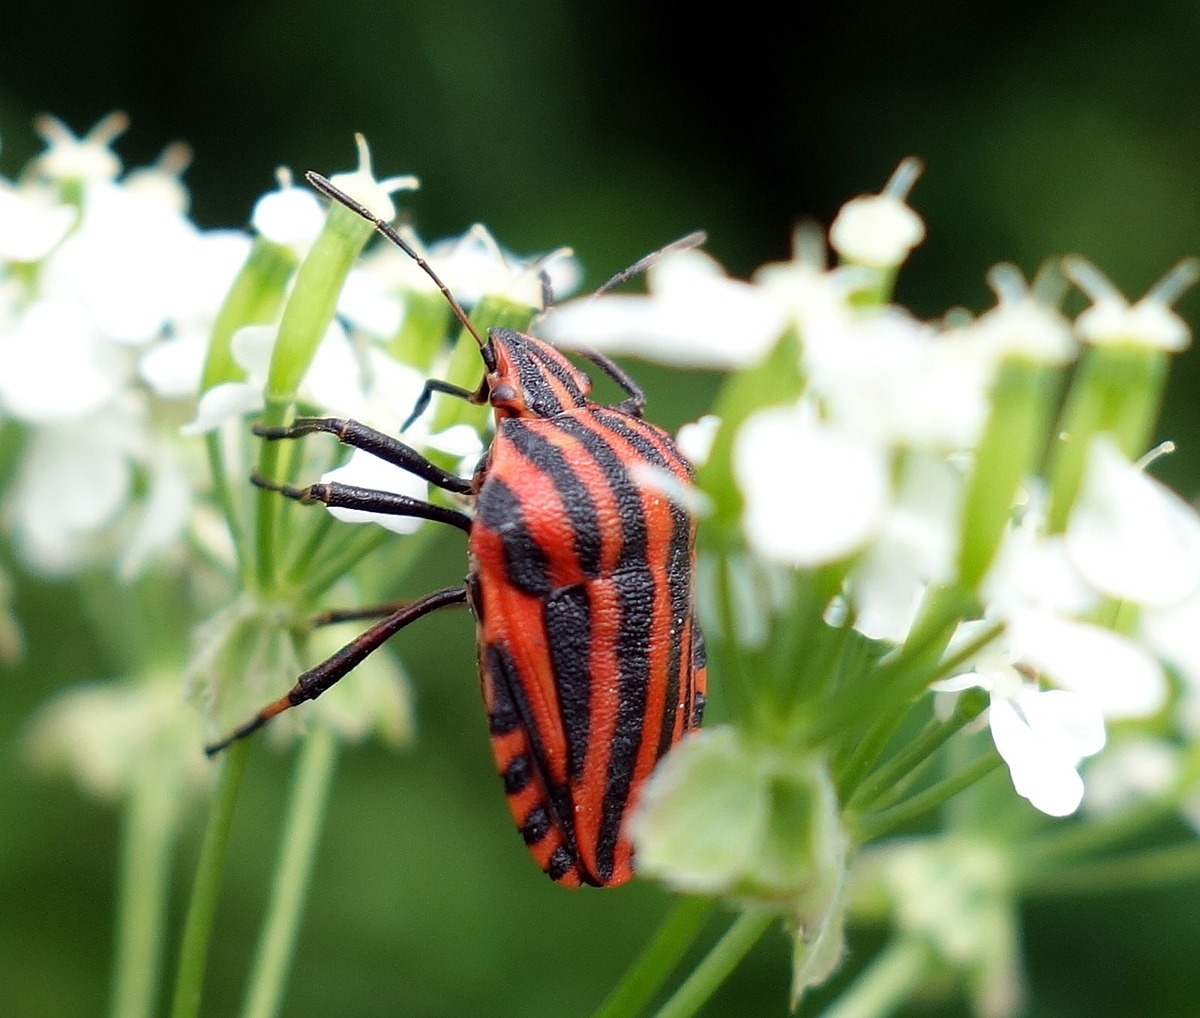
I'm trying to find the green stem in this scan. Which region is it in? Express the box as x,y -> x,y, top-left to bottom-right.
815,938 -> 934,1018
1021,843 -> 1200,897
108,758 -> 181,1018
1020,800 -> 1174,867
648,910 -> 775,1018
713,555 -> 753,726
241,725 -> 340,1018
169,740 -> 251,1018
206,432 -> 250,584
299,526 -> 399,602
589,897 -> 715,1018
854,750 -> 1003,842
255,400 -> 291,593
848,687 -> 990,810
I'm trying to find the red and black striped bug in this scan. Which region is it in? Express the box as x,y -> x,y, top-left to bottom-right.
207,173 -> 707,887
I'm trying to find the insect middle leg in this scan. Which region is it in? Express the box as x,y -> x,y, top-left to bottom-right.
205,586 -> 469,754
250,474 -> 473,533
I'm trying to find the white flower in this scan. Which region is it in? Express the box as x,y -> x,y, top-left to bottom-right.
849,452 -> 964,642
541,247 -> 786,368
41,180 -> 212,344
734,402 -> 890,568
861,837 -> 1022,1018
31,112 -> 127,185
806,310 -> 991,449
1064,436 -> 1200,608
936,643 -> 1106,816
0,182 -> 77,262
980,491 -> 1168,721
251,166 -> 326,252
123,141 -> 193,215
676,414 -> 722,467
26,674 -> 211,802
971,263 -> 1075,365
828,158 -> 925,270
0,296 -> 129,423
1083,737 -> 1180,815
434,222 -> 579,309
183,319 -> 361,433
1065,256 -> 1198,351
327,133 -> 419,222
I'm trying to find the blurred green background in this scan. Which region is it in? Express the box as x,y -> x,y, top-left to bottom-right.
3,1 -> 1200,1016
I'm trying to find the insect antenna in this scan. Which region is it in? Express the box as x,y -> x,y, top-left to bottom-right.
590,229 -> 707,300
305,170 -> 495,370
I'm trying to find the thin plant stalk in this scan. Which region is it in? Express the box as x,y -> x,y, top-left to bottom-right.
108,758 -> 181,1018
240,724 -> 340,1018
169,740 -> 251,1018
589,896 -> 715,1018
855,750 -> 1003,841
649,910 -> 775,1018
815,938 -> 934,1018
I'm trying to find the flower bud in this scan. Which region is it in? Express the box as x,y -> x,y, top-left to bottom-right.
631,726 -> 847,909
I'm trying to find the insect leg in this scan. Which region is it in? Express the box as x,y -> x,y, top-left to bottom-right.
578,350 -> 646,417
251,473 -> 473,533
309,599 -> 426,626
254,418 -> 472,494
400,377 -> 489,432
205,586 -> 468,755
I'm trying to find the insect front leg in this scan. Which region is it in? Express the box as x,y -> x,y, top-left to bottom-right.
254,417 -> 473,494
400,377 -> 489,432
205,586 -> 469,754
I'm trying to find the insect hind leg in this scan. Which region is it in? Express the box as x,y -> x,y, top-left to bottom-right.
205,586 -> 468,755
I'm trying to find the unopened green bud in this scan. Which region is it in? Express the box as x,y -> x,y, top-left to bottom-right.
388,291 -> 453,370
957,357 -> 1059,588
631,726 -> 846,910
1046,343 -> 1169,532
200,236 -> 296,393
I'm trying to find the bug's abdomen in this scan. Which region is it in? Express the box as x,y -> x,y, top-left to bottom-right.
469,410 -> 706,886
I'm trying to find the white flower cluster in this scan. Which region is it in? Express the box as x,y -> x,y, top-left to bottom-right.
544,160 -> 1200,820
0,113 -> 249,575
0,120 -> 580,571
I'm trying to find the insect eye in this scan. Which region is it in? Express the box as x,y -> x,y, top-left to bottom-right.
489,383 -> 518,403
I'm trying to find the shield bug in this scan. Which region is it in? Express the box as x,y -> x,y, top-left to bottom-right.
207,174 -> 707,887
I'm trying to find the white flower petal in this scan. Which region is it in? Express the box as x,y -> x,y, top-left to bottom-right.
543,250 -> 787,369
1142,593 -> 1200,691
735,407 -> 889,567
338,267 -> 403,338
181,382 -> 263,435
829,193 -> 924,269
302,321 -> 363,417
0,297 -> 128,423
1015,687 -> 1106,760
252,180 -> 325,248
1084,738 -> 1180,814
10,423 -> 132,572
230,324 -> 277,378
117,448 -> 193,579
0,186 -> 77,262
989,693 -> 1087,816
139,328 -> 209,398
676,414 -> 721,467
1066,436 -> 1200,607
1011,611 -> 1167,719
